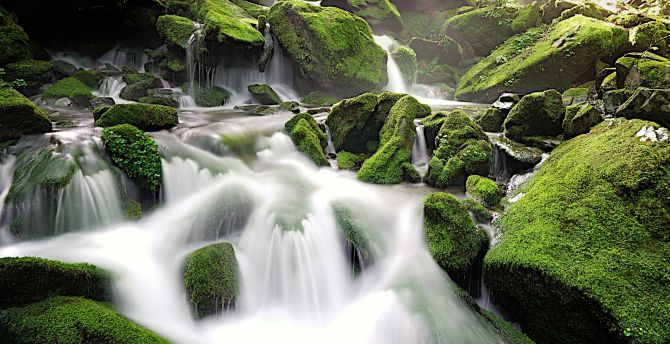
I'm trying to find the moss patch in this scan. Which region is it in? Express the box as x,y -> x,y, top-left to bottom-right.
503,89 -> 565,143
42,77 -> 93,106
0,4 -> 32,64
466,175 -> 502,206
286,112 -> 328,166
101,124 -> 162,191
0,88 -> 52,142
195,0 -> 264,47
336,151 -> 368,171
442,6 -> 518,57
96,103 -> 179,131
182,83 -> 231,107
157,15 -> 197,49
563,103 -> 602,139
248,83 -> 281,105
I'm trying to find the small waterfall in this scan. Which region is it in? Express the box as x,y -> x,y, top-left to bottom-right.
98,45 -> 149,73
324,124 -> 336,157
0,157 -> 16,245
411,120 -> 429,176
373,35 -> 407,93
185,23 -> 204,103
94,76 -> 129,104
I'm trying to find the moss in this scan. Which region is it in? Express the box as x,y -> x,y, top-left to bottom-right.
423,192 -> 487,281
0,4 -> 32,64
93,106 -> 112,121
615,88 -> 670,128
182,83 -> 231,107
559,2 -> 604,21
503,89 -> 565,143
630,22 -> 670,59
230,0 -> 268,19
42,77 -> 93,105
442,6 -> 518,57
618,53 -> 670,90
166,58 -> 186,73
183,243 -> 240,318
196,0 -> 264,47
456,16 -> 628,102
139,96 -> 180,108
322,0 -> 402,32
300,91 -> 337,106
279,101 -> 300,113
0,257 -> 111,308
563,103 -> 602,139
285,112 -> 329,166
156,15 -> 197,49
333,205 -> 373,264
391,45 -> 417,85
511,1 -> 541,33
122,73 -> 156,86
96,103 -> 179,131
475,107 -> 505,132
101,124 -> 163,191
0,296 -> 168,343
0,88 -> 52,142
268,1 -> 387,95
425,110 -> 492,188
562,87 -> 589,106
247,83 -> 281,105
485,119 -> 670,343
480,309 -> 535,344
462,197 -> 493,223
5,60 -> 54,83
336,151 -> 367,171
122,198 -> 142,221
466,175 -> 502,206
409,36 -> 463,67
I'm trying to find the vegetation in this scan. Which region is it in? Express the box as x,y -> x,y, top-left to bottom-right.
0,4 -> 31,65
466,175 -> 502,207
182,83 -> 231,107
248,84 -> 281,105
157,15 -> 197,48
42,77 -> 93,106
503,89 -> 565,143
96,104 -> 179,131
0,88 -> 52,142
285,112 -> 329,166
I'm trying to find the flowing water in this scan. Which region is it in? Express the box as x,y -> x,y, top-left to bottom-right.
373,35 -> 408,94
412,120 -> 430,176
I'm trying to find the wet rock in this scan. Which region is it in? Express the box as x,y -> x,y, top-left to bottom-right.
0,88 -> 52,142
602,89 -> 633,114
91,97 -> 115,108
492,93 -> 520,114
234,104 -> 276,116
95,103 -> 179,131
503,89 -> 565,144
615,88 -> 670,128
248,84 -> 281,105
475,108 -> 505,132
285,112 -> 329,166
563,103 -> 602,139
488,134 -> 543,179
320,0 -> 402,33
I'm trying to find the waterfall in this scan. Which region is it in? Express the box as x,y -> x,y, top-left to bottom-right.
0,157 -> 16,244
324,124 -> 336,157
94,76 -> 129,104
373,35 -> 407,93
411,120 -> 429,176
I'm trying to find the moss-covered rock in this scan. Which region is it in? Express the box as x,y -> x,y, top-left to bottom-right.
503,89 -> 565,143
0,88 -> 52,142
101,124 -> 162,191
182,83 -> 231,107
489,135 -> 544,177
479,309 -> 535,344
4,60 -> 55,96
442,6 -> 518,57
0,4 -> 31,65
563,103 -> 602,139
475,107 -> 505,133
321,0 -> 402,33
602,89 -> 633,114
279,101 -> 300,113
630,21 -> 670,57
248,83 -> 281,105
157,15 -> 197,49
42,77 -> 93,107
615,88 -> 670,128
183,242 -> 240,318
562,87 -> 590,106
423,192 -> 487,282
391,45 -> 417,85
300,91 -> 337,106
333,204 -> 374,269
511,1 -> 541,33
285,112 -> 329,166
139,96 -> 180,108
456,16 -> 628,102
358,95 -> 429,184
0,257 -> 111,308
425,110 -> 492,188
409,36 -> 463,67
466,175 -> 502,207
119,74 -> 162,102
485,119 -> 670,344
462,197 -> 492,223
615,52 -> 670,90
336,151 -> 367,171
196,0 -> 264,47
96,103 -> 179,131
0,296 -> 168,343
268,0 -> 387,96
558,2 -> 604,21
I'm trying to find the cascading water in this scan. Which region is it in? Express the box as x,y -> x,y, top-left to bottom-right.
411,120 -> 429,176
373,35 -> 407,94
94,75 -> 129,104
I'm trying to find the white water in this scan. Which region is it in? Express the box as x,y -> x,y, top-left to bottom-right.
412,121 -> 429,176
0,125 -> 503,343
373,35 -> 407,94
94,75 -> 130,104
48,46 -> 148,72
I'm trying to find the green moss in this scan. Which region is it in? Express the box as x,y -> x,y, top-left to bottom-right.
562,87 -> 589,106
279,101 -> 300,113
301,91 -> 337,106
503,89 -> 565,143
122,198 -> 142,221
183,243 -> 240,318
475,107 -> 505,132
5,60 -> 54,83
139,96 -> 180,108
42,77 -> 93,104
196,0 -> 264,47
0,4 -> 32,64
0,88 -> 51,142
166,58 -> 186,73
480,309 -> 535,344
336,151 -> 367,171
157,15 -> 197,49
559,2 -> 604,21
333,205 -> 373,264
485,119 -> 670,343
0,296 -> 168,343
101,124 -> 163,191
462,198 -> 493,223
391,45 -> 417,85
563,103 -> 602,139
230,0 -> 268,18
443,6 -> 518,57
511,1 -> 541,33
615,88 -> 670,128
248,83 -> 281,105
268,1 -> 387,95
73,69 -> 103,89
0,257 -> 111,308
96,103 -> 179,131
425,110 -> 492,188
286,112 -> 329,166
466,175 -> 502,206
456,16 -> 628,102
123,73 -> 156,86
324,0 -> 402,32
6,147 -> 77,205
182,83 -> 231,107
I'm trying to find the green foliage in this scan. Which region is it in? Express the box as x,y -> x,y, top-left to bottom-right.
466,175 -> 502,206
300,91 -> 337,106
0,296 -> 168,343
196,0 -> 264,47
336,151 -> 368,171
101,124 -> 163,191
0,87 -> 52,142
248,83 -> 281,105
42,77 -> 93,101
183,243 -> 240,318
156,15 -> 197,48
182,83 -> 231,107
122,199 -> 142,221
0,4 -> 32,65
285,113 -> 329,166
462,198 -> 493,223
96,103 -> 179,131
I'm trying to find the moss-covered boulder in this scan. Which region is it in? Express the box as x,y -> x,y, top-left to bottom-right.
0,88 -> 52,142
156,15 -> 197,49
409,36 -> 463,67
101,124 -> 162,191
0,296 -> 168,343
456,16 -> 628,102
615,52 -> 670,90
119,75 -> 163,102
563,103 -> 602,139
485,119 -> 670,343
503,89 -> 565,143
320,0 -> 402,33
183,242 -> 240,318
562,87 -> 590,106
466,175 -> 502,207
391,45 -> 417,85
442,6 -> 518,57
300,91 -> 337,106
0,257 -> 111,308
182,83 -> 231,107
96,103 -> 179,131
462,198 -> 492,224
0,4 -> 31,65
425,110 -> 492,188
195,0 -> 264,47
336,151 -> 367,171
248,83 -> 281,105
268,1 -> 387,96
602,89 -> 633,114
615,88 -> 670,128
475,107 -> 505,132
511,1 -> 542,33
42,77 -> 93,107
4,60 -> 55,96
489,135 -> 544,177
285,112 -> 329,166
139,96 -> 179,108
630,21 -> 670,57
423,192 -> 487,283
558,1 -> 605,21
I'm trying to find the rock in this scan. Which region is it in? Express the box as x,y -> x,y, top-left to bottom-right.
443,6 -> 518,57
599,71 -> 618,95
391,45 -> 417,85
615,88 -> 670,128
511,1 -> 542,33
461,198 -> 493,224
183,242 -> 240,318
503,89 -> 565,143
456,16 -> 628,102
615,52 -> 670,90
562,87 -> 590,106
0,257 -> 111,308
300,91 -> 337,106
0,88 -> 52,142
258,23 -> 273,72
91,97 -> 115,108
285,112 -> 329,166
421,111 -> 448,153
269,1 -> 388,96
101,124 -> 163,191
485,119 -> 670,344
630,21 -> 670,57
558,2 -> 605,21
336,151 -> 368,171
409,36 -> 463,67
4,60 -> 55,96
248,83 -> 281,105
539,0 -> 579,23
416,63 -> 460,86
279,101 -> 300,113
0,4 -> 31,64
602,89 -> 633,114
0,296 -> 168,343
42,77 -> 93,107
466,175 -> 501,207
489,134 -> 544,178
183,84 -> 231,107
425,110 -> 492,188
120,74 -> 163,102
156,15 -> 197,49
492,93 -> 521,114
320,0 -> 402,33
234,104 -> 276,116
475,107 -> 505,132
333,205 -> 374,269
358,95 -> 429,184
423,192 -> 487,284
72,69 -> 103,89
563,103 -> 602,139
96,103 -> 178,131
196,0 -> 264,47
139,96 -> 179,108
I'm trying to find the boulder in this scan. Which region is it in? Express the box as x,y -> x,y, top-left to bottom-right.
391,45 -> 417,85
248,83 -> 281,105
629,21 -> 670,57
156,15 -> 197,49
300,91 -> 337,106
602,89 -> 633,114
95,103 -> 179,131
462,198 -> 492,224
558,2 -> 605,21
563,103 -> 602,139
0,88 -> 52,142
120,74 -> 163,102
183,84 -> 231,107
456,16 -> 628,102
279,101 -> 300,113
336,151 -> 368,171
511,1 -> 542,33
183,242 -> 240,318
320,0 -> 402,33
4,60 -> 55,96
409,36 -> 463,67
492,93 -> 521,114
196,0 -> 264,47
268,1 -> 388,96
42,77 -> 93,107
466,175 -> 502,207
285,112 -> 329,166
615,88 -> 670,128
562,87 -> 590,106
0,4 -> 31,64
486,119 -> 670,343
539,0 -> 579,23
503,89 -> 565,143
475,107 -> 505,132
489,134 -> 544,179
442,6 -> 518,57
139,96 -> 179,108
615,53 -> 670,90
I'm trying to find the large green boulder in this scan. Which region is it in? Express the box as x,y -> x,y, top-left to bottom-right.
285,112 -> 329,167
268,1 -> 388,96
358,95 -> 429,184
0,296 -> 168,343
4,60 -> 55,96
629,21 -> 670,57
442,6 -> 518,57
425,110 -> 492,188
465,175 -> 502,207
183,242 -> 240,318
475,107 -> 505,133
42,77 -> 93,107
485,119 -> 670,344
182,83 -> 231,107
391,45 -> 417,85
156,15 -> 197,49
0,88 -> 52,142
409,36 -> 463,68
196,0 -> 264,47
562,103 -> 602,139
95,103 -> 178,131
456,16 -> 628,102
248,83 -> 281,105
0,4 -> 31,64
503,89 -> 565,143
615,88 -> 670,128
0,257 -> 111,308
320,0 -> 402,33
615,53 -> 670,90
423,192 -> 487,283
